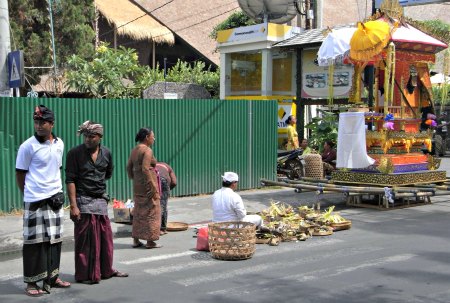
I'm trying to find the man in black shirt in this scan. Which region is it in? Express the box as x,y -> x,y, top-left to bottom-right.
66,120 -> 128,284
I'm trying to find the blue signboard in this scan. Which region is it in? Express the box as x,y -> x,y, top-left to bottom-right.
7,50 -> 24,88
375,0 -> 449,7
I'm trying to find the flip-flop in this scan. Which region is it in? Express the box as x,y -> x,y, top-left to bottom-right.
145,243 -> 163,249
111,270 -> 129,278
132,241 -> 144,248
53,278 -> 71,288
25,285 -> 44,297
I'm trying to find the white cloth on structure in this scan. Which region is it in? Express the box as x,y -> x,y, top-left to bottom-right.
336,112 -> 375,169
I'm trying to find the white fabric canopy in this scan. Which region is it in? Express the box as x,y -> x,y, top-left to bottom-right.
430,73 -> 450,84
391,23 -> 448,49
317,27 -> 356,67
336,112 -> 375,169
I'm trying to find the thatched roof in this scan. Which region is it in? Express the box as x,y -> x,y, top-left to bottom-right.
95,0 -> 175,45
134,0 -> 240,66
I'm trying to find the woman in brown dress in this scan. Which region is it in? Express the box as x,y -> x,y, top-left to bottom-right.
126,128 -> 162,249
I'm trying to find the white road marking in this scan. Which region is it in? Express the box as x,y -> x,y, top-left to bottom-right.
207,253 -> 416,296
178,246 -> 382,287
0,274 -> 21,282
120,251 -> 197,265
144,238 -> 344,275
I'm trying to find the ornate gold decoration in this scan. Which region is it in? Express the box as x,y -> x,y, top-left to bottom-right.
377,157 -> 394,174
331,170 -> 446,186
380,0 -> 404,20
367,130 -> 432,154
427,155 -> 441,170
384,43 -> 396,113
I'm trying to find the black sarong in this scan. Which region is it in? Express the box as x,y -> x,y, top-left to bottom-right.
23,242 -> 62,292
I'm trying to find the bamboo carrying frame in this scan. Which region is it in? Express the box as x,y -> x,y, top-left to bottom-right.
303,154 -> 324,179
208,221 -> 256,261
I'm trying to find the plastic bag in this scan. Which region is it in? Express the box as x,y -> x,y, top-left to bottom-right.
125,199 -> 134,208
196,226 -> 209,251
113,199 -> 125,209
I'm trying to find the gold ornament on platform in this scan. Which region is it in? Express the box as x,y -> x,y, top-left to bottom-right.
377,157 -> 394,174
427,155 -> 441,170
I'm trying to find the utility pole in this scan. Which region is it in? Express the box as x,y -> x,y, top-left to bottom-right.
0,0 -> 11,96
48,0 -> 58,93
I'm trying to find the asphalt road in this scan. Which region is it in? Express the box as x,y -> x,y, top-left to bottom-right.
1,193 -> 450,302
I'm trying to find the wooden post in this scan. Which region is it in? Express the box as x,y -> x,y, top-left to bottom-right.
114,27 -> 117,49
296,49 -> 305,140
152,41 -> 156,69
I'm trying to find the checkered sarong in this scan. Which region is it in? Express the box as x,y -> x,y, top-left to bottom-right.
23,200 -> 64,244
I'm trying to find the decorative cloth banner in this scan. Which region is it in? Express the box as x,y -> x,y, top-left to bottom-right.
336,112 -> 375,169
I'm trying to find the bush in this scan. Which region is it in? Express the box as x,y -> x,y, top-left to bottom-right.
66,44 -> 220,98
305,110 -> 338,152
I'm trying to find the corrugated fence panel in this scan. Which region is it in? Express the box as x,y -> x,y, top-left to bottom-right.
0,97 -> 277,212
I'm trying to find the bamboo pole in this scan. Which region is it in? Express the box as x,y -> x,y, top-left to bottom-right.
279,179 -> 437,193
262,179 -> 386,194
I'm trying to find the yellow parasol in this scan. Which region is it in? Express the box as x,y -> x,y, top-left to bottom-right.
349,20 -> 391,62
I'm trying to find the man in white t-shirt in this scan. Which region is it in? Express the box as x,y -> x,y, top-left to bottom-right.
211,172 -> 262,227
15,105 -> 70,297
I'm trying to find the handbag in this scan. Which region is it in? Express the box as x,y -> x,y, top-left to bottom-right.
196,226 -> 209,251
47,192 -> 65,210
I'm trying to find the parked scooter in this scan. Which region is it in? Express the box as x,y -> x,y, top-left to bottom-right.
277,148 -> 304,179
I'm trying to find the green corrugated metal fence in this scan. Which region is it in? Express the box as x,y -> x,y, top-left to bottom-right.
0,97 -> 277,212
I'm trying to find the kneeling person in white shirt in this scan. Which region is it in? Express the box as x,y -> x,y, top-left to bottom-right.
211,172 -> 262,227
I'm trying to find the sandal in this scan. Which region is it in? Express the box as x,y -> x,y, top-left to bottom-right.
146,242 -> 163,249
132,241 -> 144,248
111,270 -> 129,278
25,284 -> 44,297
53,278 -> 71,288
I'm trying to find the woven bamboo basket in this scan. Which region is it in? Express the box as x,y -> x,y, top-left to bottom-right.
303,154 -> 324,179
208,221 -> 256,261
330,221 -> 352,231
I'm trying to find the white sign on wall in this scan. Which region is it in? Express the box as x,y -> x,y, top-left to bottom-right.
164,93 -> 178,99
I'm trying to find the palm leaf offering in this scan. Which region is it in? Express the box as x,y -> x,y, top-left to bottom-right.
256,201 -> 351,244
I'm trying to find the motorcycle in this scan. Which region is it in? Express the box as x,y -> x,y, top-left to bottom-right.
277,148 -> 304,179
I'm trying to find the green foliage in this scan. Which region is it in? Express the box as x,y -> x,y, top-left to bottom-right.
209,10 -> 257,40
166,60 -> 220,98
66,44 -> 162,98
9,0 -> 95,87
411,19 -> 450,45
433,84 -> 450,106
66,45 -> 220,99
305,110 -> 339,152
